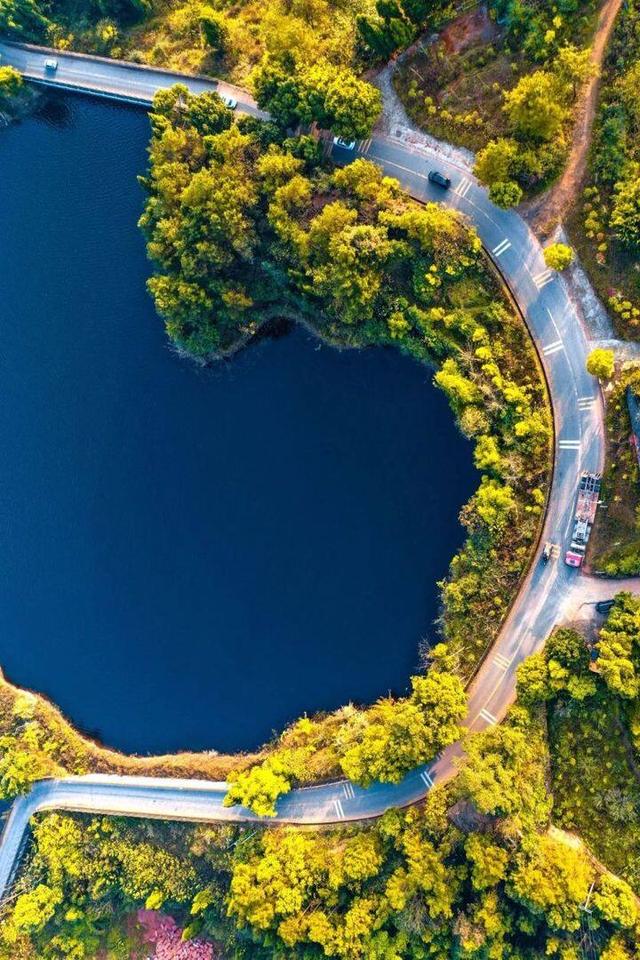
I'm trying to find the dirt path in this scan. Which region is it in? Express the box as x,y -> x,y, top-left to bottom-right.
524,0 -> 624,237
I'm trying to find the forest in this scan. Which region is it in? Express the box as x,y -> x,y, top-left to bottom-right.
4,596 -> 640,958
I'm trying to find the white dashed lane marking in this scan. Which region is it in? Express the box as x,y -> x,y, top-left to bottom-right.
342,782 -> 355,800
578,396 -> 596,411
479,708 -> 497,726
333,799 -> 345,818
420,770 -> 434,788
542,339 -> 564,356
455,177 -> 472,198
533,268 -> 553,289
558,439 -> 581,451
493,652 -> 512,671
492,238 -> 511,257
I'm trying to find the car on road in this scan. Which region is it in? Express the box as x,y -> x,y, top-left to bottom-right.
333,137 -> 356,151
542,542 -> 552,563
220,94 -> 238,110
428,169 -> 451,189
44,58 -> 58,73
596,599 -> 615,614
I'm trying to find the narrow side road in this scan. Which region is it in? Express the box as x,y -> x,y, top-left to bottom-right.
523,0 -> 624,235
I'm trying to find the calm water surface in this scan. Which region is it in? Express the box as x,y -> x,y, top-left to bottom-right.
0,94 -> 477,754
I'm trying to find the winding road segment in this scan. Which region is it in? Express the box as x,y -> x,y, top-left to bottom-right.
0,39 -> 608,899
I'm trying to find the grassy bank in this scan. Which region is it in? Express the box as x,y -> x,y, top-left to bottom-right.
0,672 -> 261,788
588,366 -> 640,575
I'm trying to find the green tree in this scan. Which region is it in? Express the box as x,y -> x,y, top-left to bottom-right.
465,834 -> 509,891
253,57 -> 381,139
473,434 -> 503,474
0,65 -> 24,99
586,347 -> 615,380
458,708 -> 551,828
593,873 -> 638,928
489,180 -> 523,208
474,138 -> 519,187
399,0 -> 430,24
0,728 -> 55,799
252,58 -> 305,129
224,763 -> 292,816
323,68 -> 382,140
472,478 -> 516,531
554,44 -> 597,100
0,0 -> 48,38
597,593 -> 640,698
199,7 -> 228,53
610,173 -> 640,249
516,652 -> 552,705
9,885 -> 62,936
503,71 -> 568,141
338,671 -> 466,786
435,358 -> 481,408
543,242 -> 574,270
507,834 -> 593,932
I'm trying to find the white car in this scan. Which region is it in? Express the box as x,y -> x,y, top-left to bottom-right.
220,94 -> 237,110
333,137 -> 356,150
44,58 -> 58,73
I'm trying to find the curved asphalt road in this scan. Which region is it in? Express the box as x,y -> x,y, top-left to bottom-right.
0,39 -> 608,898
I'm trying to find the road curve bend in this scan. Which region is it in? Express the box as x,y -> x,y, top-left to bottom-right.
0,39 -> 606,900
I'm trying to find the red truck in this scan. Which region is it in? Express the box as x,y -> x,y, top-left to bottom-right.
565,473 -> 601,568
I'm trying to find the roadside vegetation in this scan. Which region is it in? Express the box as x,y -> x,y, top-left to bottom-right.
0,0 -> 450,140
589,365 -> 640,575
0,0 -> 457,88
395,0 -> 599,206
567,0 -> 640,338
4,650 -> 640,959
0,62 -> 38,123
518,593 -> 640,890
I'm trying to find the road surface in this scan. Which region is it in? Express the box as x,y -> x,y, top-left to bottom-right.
0,38 -> 619,899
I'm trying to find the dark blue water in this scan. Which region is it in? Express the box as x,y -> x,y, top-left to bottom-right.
0,94 -> 477,755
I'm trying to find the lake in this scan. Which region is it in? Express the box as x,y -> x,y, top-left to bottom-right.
0,93 -> 477,755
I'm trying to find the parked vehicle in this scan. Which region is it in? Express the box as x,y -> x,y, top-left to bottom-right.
542,542 -> 552,563
596,599 -> 615,614
220,94 -> 238,110
428,169 -> 451,189
565,473 -> 601,567
44,58 -> 58,73
333,137 -> 356,151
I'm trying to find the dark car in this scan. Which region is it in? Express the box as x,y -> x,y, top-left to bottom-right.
596,599 -> 615,614
428,169 -> 451,189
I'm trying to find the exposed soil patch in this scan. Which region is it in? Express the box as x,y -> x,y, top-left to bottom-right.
440,5 -> 497,54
